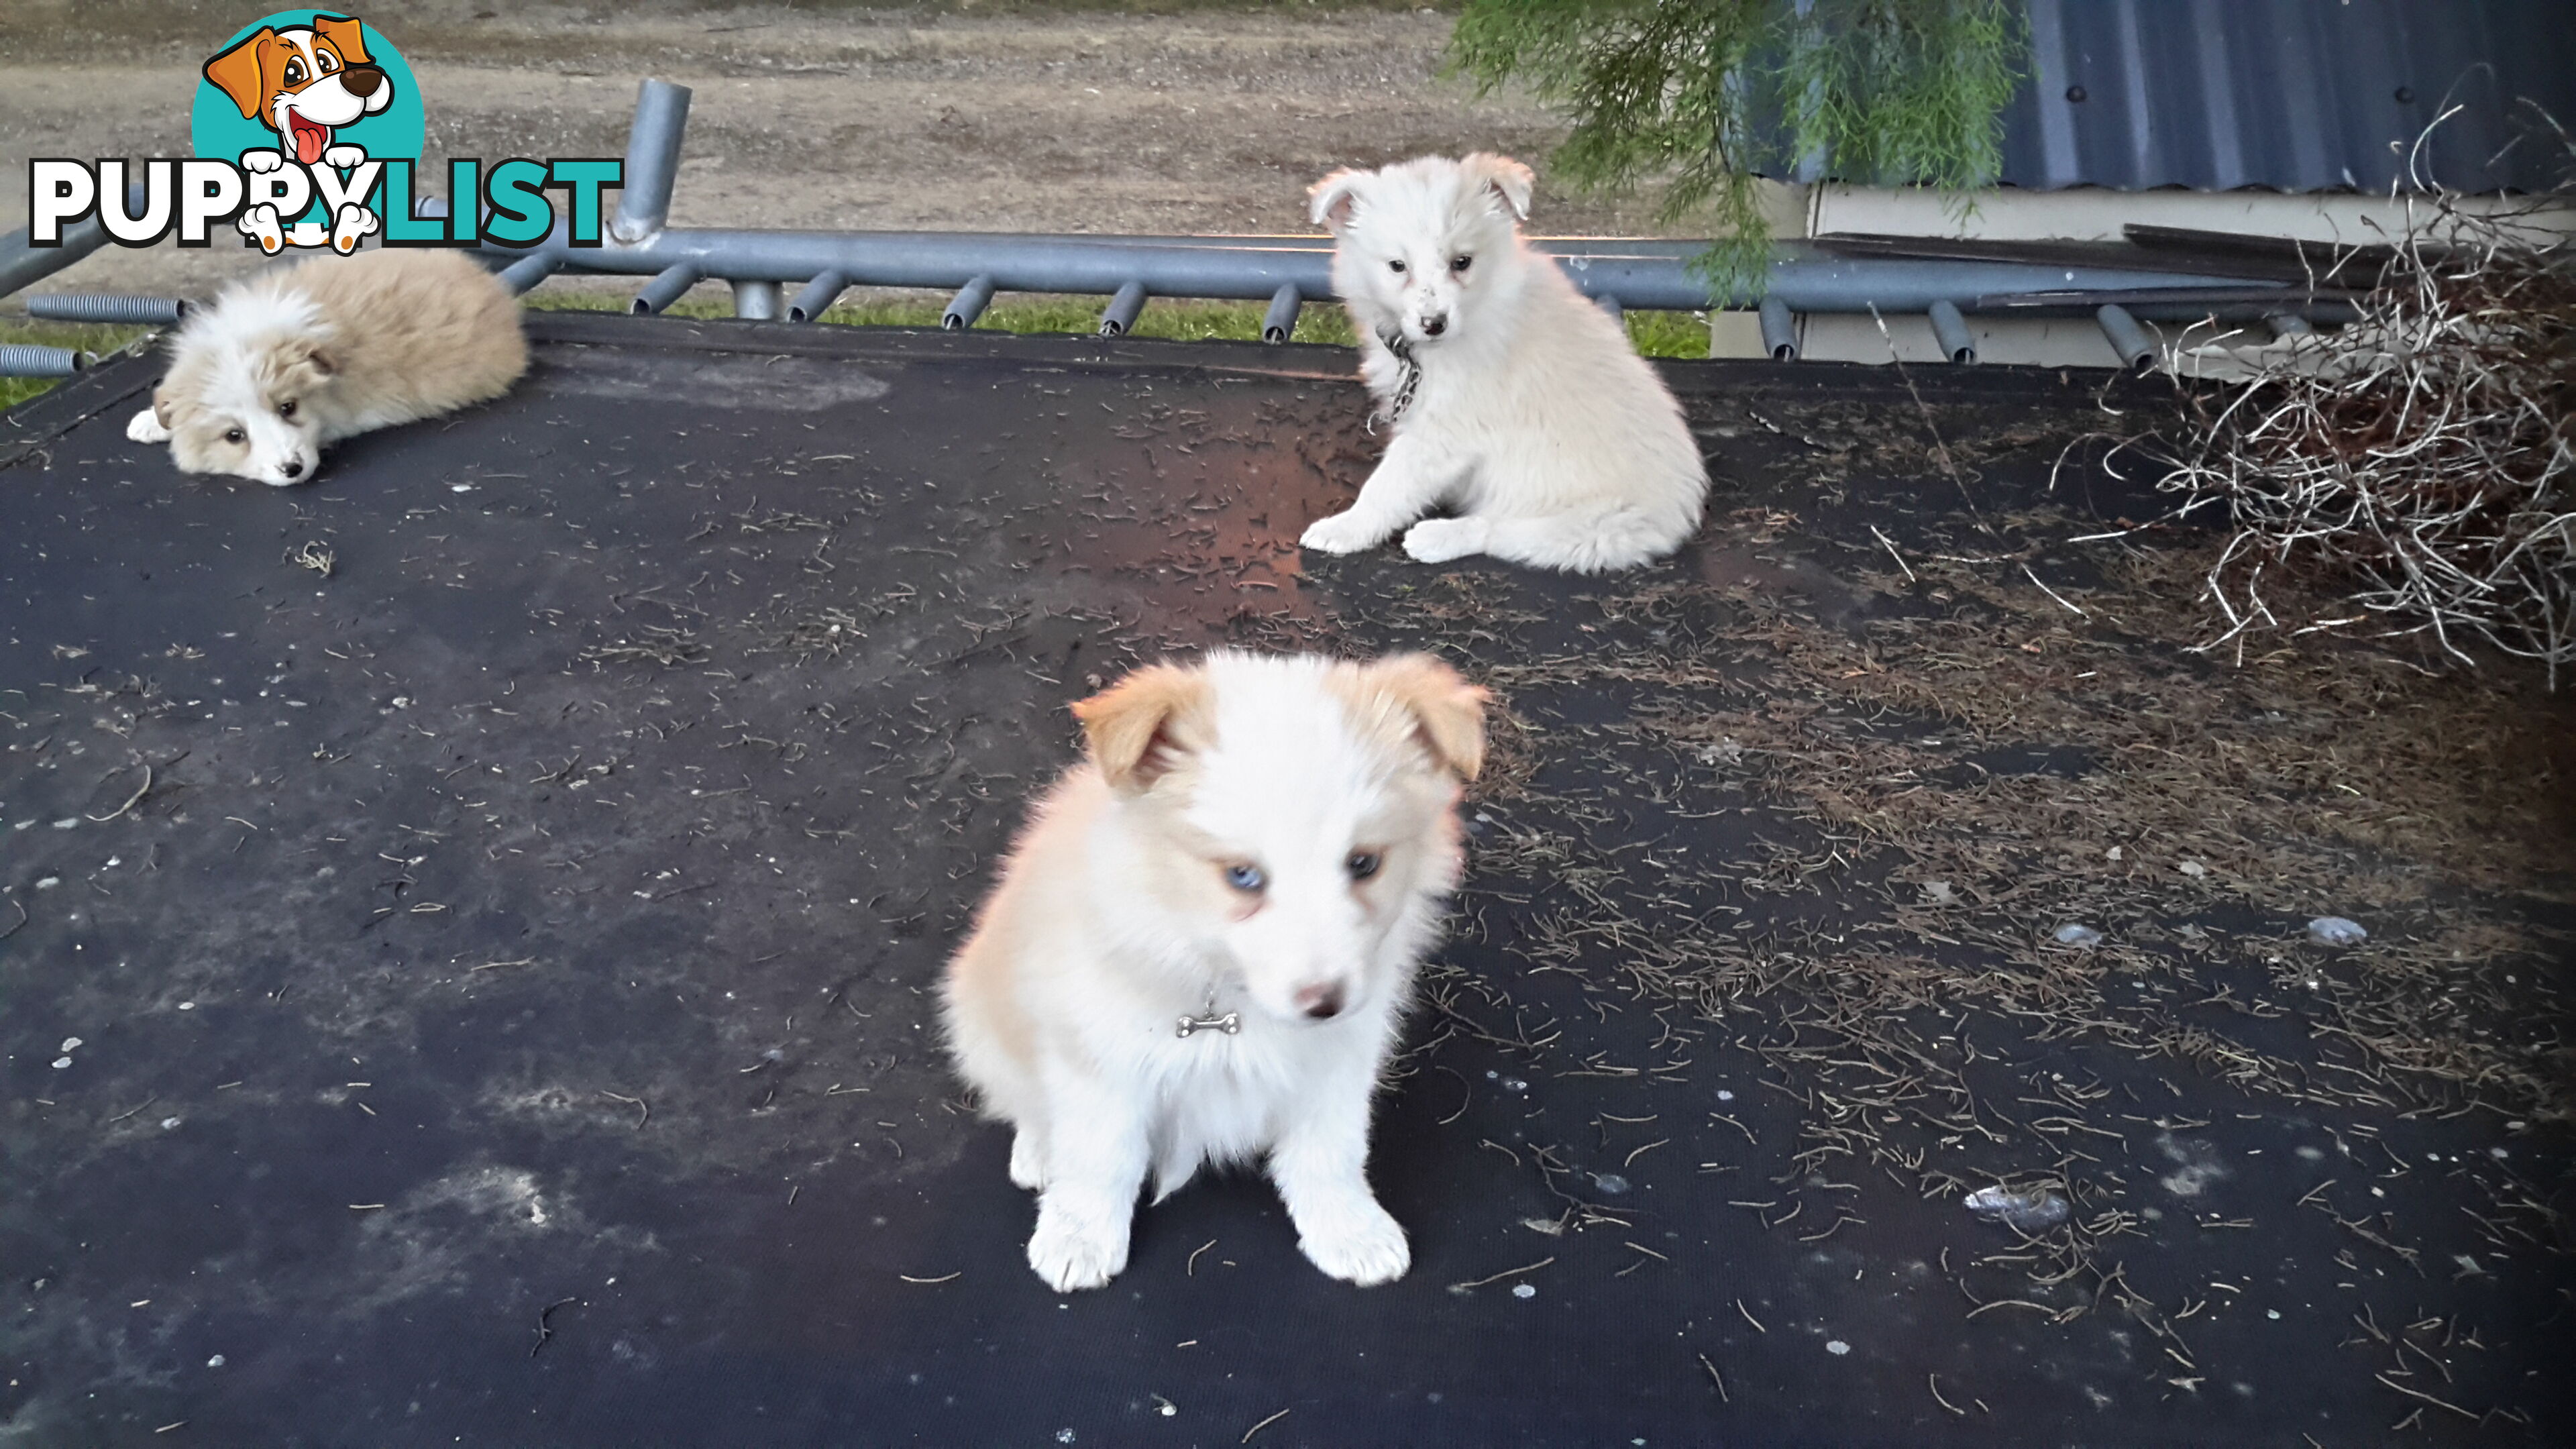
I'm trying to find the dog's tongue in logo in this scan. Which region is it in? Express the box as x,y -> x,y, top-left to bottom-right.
288,111 -> 329,164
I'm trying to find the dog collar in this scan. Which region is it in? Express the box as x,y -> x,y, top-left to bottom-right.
1368,327 -> 1421,433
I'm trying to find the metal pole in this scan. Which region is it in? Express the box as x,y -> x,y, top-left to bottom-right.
2095,303 -> 2157,373
610,79 -> 693,244
0,184 -> 152,302
731,279 -> 782,321
631,262 -> 703,315
944,274 -> 996,330
1927,299 -> 1978,364
496,254 -> 560,297
789,270 -> 849,323
1758,296 -> 1798,360
1099,280 -> 1146,337
1260,282 -> 1301,344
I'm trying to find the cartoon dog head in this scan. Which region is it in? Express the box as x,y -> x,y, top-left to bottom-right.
203,14 -> 392,167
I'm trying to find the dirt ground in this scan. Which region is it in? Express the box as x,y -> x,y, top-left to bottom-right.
0,0 -> 1679,303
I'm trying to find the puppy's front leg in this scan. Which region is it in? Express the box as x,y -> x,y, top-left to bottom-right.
1024,1073 -> 1150,1292
1300,433 -> 1466,556
1268,1067 -> 1408,1285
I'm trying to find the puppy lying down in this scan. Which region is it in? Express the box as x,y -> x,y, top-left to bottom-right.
129,247 -> 526,487
941,651 -> 1488,1291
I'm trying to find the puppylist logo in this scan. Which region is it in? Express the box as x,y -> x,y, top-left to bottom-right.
27,11 -> 619,256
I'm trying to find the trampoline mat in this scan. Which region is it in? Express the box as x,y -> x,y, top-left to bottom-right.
2,312 -> 2567,1446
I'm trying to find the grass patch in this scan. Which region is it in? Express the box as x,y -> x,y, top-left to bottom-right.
524,284 -> 1713,358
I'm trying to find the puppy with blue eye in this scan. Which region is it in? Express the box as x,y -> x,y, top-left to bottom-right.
941,651 -> 1487,1292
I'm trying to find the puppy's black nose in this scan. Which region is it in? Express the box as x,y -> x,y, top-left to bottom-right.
343,65 -> 386,98
280,459 -> 304,480
1296,983 -> 1346,1020
1420,316 -> 1447,337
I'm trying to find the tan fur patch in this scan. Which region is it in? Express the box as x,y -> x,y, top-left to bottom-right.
1071,663 -> 1217,792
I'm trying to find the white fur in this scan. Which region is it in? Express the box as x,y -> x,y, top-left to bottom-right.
133,248 -> 525,487
1301,154 -> 1710,573
941,652 -> 1485,1292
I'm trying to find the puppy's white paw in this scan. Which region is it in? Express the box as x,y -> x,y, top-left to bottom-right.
1297,1197 -> 1410,1286
1301,510 -> 1389,555
1401,517 -> 1489,564
240,149 -> 285,174
1008,1130 -> 1047,1191
1026,1205 -> 1128,1293
321,144 -> 368,170
127,409 -> 170,445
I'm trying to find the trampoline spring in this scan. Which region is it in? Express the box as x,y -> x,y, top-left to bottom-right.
0,344 -> 85,377
26,293 -> 186,326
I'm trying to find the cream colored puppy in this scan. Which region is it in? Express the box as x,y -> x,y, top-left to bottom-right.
1301,153 -> 1709,572
129,248 -> 525,486
942,651 -> 1487,1292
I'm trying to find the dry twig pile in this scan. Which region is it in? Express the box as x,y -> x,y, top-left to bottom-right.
2157,199 -> 2576,684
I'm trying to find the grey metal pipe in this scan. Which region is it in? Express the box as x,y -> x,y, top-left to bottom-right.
486,224 -> 2279,317
25,293 -> 185,325
1595,294 -> 1625,327
1099,280 -> 1146,337
2096,303 -> 2157,373
0,344 -> 83,378
1927,299 -> 1978,364
496,253 -> 561,297
1758,296 -> 1798,360
944,274 -> 996,331
1260,282 -> 1301,344
0,184 -> 152,303
731,279 -> 782,321
610,79 -> 693,244
789,271 -> 849,323
631,262 -> 704,316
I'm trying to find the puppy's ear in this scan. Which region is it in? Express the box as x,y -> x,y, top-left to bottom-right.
1307,168 -> 1370,233
1071,662 -> 1215,792
312,13 -> 372,66
1366,653 -> 1489,782
202,28 -> 278,121
1460,152 -> 1535,223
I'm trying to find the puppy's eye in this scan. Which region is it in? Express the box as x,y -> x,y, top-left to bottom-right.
317,52 -> 337,72
1222,863 -> 1266,893
1450,255 -> 1472,274
277,399 -> 297,419
1345,851 -> 1381,881
282,59 -> 305,85
223,427 -> 246,445
1387,259 -> 1407,274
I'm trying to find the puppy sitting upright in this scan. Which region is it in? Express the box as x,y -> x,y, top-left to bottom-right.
1301,154 -> 1709,573
942,651 -> 1487,1292
129,248 -> 525,488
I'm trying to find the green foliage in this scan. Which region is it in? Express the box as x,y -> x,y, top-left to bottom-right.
0,320 -> 151,412
1448,0 -> 2025,297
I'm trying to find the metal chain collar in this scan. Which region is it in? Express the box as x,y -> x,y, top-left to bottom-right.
1367,327 -> 1420,433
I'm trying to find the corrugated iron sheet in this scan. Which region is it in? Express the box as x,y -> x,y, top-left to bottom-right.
1998,0 -> 2576,193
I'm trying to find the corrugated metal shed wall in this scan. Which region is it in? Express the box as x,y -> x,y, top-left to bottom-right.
1998,0 -> 2576,193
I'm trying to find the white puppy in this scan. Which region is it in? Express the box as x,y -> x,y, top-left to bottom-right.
1300,153 -> 1709,573
941,651 -> 1488,1292
127,248 -> 525,487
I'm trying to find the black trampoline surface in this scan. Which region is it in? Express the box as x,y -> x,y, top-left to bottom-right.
3,312 -> 2569,1447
